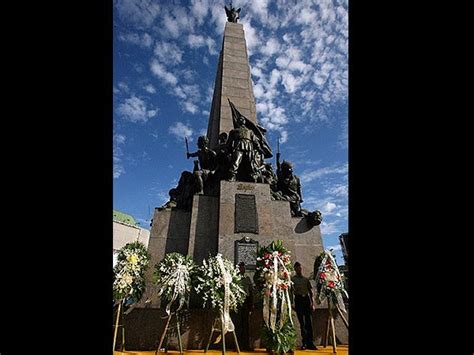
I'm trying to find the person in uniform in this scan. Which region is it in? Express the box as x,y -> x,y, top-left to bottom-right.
232,261 -> 254,350
291,262 -> 318,350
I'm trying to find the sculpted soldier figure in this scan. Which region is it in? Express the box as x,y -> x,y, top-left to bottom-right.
276,158 -> 303,217
215,132 -> 231,180
187,136 -> 217,194
227,99 -> 273,182
175,171 -> 195,210
226,114 -> 260,182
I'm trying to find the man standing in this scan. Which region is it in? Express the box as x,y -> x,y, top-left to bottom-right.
232,261 -> 254,350
291,262 -> 318,350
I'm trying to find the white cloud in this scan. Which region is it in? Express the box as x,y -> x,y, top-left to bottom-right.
241,19 -> 260,55
187,34 -> 218,56
118,32 -> 153,48
260,37 -> 280,57
281,72 -> 305,93
150,59 -> 178,85
169,122 -> 193,141
191,0 -> 209,26
209,2 -> 227,34
338,119 -> 348,150
326,184 -> 348,199
173,84 -> 200,100
187,34 -> 206,48
320,221 -> 338,235
113,134 -> 126,179
114,0 -> 161,28
173,84 -> 201,114
117,82 -> 129,92
184,101 -> 198,114
154,42 -> 183,64
300,163 -> 348,184
117,95 -> 157,122
249,0 -> 269,21
322,202 -> 337,214
163,14 -> 180,38
144,84 -> 156,94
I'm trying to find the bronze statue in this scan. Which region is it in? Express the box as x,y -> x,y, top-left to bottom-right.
175,171 -> 195,210
276,158 -> 303,217
304,210 -> 323,227
159,171 -> 196,211
226,99 -> 272,182
225,2 -> 240,23
215,132 -> 231,180
187,136 -> 217,194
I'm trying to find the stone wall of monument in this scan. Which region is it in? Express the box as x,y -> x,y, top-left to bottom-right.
218,180 -> 324,275
139,209 -> 192,308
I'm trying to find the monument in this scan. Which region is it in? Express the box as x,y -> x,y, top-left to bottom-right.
121,5 -> 347,351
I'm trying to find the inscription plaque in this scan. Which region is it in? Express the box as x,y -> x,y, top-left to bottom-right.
234,237 -> 258,270
235,194 -> 258,233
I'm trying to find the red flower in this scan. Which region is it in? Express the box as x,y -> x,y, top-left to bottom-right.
264,253 -> 271,259
319,272 -> 326,279
328,281 -> 335,288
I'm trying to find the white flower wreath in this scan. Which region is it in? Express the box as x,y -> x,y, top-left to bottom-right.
154,252 -> 197,315
195,254 -> 246,333
113,241 -> 150,304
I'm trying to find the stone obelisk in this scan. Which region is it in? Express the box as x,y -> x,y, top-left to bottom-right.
207,22 -> 257,149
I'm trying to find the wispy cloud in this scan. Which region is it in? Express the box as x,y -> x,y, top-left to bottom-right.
113,134 -> 126,179
300,163 -> 348,184
169,122 -> 193,141
154,41 -> 184,65
338,119 -> 348,149
144,84 -> 156,94
326,184 -> 348,199
150,60 -> 178,85
320,220 -> 339,235
114,0 -> 161,29
118,32 -> 153,48
117,95 -> 157,123
187,34 -> 218,55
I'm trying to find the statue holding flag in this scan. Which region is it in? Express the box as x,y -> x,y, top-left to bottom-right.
226,99 -> 273,182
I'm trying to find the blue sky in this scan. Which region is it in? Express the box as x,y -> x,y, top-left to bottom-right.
113,0 -> 348,265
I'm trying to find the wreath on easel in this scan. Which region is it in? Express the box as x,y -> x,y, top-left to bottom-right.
112,241 -> 150,351
313,250 -> 348,312
254,240 -> 296,354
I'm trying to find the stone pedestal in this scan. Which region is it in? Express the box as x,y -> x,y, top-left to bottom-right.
218,180 -> 324,274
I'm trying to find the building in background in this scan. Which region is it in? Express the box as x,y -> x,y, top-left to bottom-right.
338,232 -> 349,293
339,232 -> 348,265
113,210 -> 150,266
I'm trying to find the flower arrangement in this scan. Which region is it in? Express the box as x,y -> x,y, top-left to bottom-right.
154,252 -> 197,315
113,241 -> 150,304
194,253 -> 246,333
313,250 -> 348,312
254,240 -> 296,353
